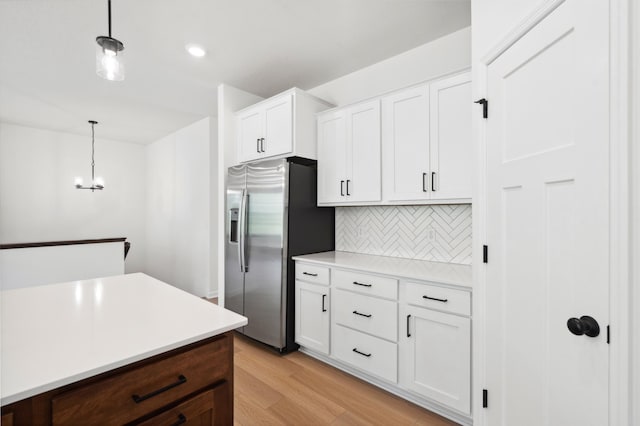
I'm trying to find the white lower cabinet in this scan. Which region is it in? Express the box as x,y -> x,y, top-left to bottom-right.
294,259 -> 472,424
399,304 -> 471,415
295,280 -> 330,355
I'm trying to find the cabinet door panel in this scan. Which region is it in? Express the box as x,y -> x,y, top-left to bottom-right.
382,85 -> 430,201
238,109 -> 262,163
347,100 -> 381,202
317,111 -> 348,204
430,73 -> 472,200
399,305 -> 470,414
263,94 -> 293,157
295,280 -> 330,354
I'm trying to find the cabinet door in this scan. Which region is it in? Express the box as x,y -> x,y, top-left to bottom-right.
295,280 -> 330,354
382,85 -> 430,201
399,305 -> 471,414
237,108 -> 263,163
429,73 -> 472,200
317,110 -> 348,204
263,94 -> 293,158
347,100 -> 381,202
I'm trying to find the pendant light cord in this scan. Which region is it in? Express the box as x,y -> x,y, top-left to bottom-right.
108,0 -> 112,38
91,122 -> 96,184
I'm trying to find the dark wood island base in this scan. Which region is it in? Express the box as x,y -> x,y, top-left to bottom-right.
2,332 -> 234,426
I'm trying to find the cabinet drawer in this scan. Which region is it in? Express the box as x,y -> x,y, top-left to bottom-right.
333,269 -> 397,300
333,289 -> 398,341
52,335 -> 232,426
332,324 -> 397,383
295,263 -> 330,285
404,281 -> 470,316
137,383 -> 229,426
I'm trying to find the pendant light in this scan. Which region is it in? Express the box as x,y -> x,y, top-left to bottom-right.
75,121 -> 105,192
96,0 -> 125,81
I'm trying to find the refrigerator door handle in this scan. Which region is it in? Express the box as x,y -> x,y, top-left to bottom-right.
241,190 -> 249,271
238,189 -> 247,272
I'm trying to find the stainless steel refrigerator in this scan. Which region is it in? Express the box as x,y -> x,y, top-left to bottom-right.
225,157 -> 334,352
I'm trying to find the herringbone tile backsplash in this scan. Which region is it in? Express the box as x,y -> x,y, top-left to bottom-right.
335,205 -> 472,265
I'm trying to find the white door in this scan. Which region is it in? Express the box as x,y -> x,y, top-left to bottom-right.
382,85 -> 430,201
295,281 -> 330,355
430,72 -> 472,200
399,305 -> 471,414
484,2 -> 609,425
237,108 -> 262,163
263,94 -> 293,157
347,100 -> 381,203
317,110 -> 348,204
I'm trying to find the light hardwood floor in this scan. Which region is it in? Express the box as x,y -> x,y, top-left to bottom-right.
233,333 -> 456,426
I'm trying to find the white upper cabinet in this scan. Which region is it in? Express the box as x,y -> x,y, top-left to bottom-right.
236,88 -> 331,163
317,71 -> 472,206
317,99 -> 381,205
381,84 -> 431,201
429,72 -> 472,200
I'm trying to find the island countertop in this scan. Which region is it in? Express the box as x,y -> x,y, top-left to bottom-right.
0,272 -> 247,406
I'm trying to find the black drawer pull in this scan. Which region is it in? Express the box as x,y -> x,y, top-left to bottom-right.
170,414 -> 187,426
352,348 -> 371,357
303,272 -> 318,277
353,310 -> 372,318
132,374 -> 187,403
322,294 -> 327,312
423,295 -> 448,303
407,314 -> 411,338
353,281 -> 372,287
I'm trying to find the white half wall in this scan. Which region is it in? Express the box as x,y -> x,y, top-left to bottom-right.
145,117 -> 211,297
0,122 -> 146,273
308,26 -> 471,105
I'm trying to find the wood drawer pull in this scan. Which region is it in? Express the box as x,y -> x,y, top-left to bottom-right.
303,272 -> 318,277
352,310 -> 372,318
352,348 -> 372,357
353,281 -> 372,287
131,374 -> 187,403
423,295 -> 448,303
170,414 -> 187,426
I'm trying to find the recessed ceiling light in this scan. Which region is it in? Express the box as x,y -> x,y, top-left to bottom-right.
186,44 -> 206,58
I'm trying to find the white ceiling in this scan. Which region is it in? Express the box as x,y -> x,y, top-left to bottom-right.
0,0 -> 470,144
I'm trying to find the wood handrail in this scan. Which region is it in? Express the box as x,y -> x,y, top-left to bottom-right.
0,238 -> 127,250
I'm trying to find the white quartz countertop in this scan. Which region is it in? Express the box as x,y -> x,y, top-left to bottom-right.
0,273 -> 247,406
292,251 -> 472,288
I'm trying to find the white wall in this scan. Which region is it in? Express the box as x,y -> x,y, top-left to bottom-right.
308,26 -> 471,105
145,117 -> 211,297
471,0 -> 546,60
0,123 -> 146,272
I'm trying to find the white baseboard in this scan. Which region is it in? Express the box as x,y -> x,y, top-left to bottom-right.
207,290 -> 218,299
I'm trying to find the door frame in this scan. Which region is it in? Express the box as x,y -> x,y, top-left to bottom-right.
471,1 -> 632,425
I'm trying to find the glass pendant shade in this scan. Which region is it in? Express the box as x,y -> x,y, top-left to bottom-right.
96,36 -> 124,81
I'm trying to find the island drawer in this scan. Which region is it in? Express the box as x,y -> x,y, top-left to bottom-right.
333,289 -> 398,342
137,383 -> 230,426
295,263 -> 330,285
333,269 -> 398,300
52,334 -> 232,426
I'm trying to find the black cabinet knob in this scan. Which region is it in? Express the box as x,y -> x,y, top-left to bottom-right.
567,315 -> 600,337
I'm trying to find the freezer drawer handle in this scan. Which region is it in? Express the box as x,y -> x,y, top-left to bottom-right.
352,348 -> 372,358
170,414 -> 187,426
352,281 -> 372,288
131,374 -> 187,403
322,294 -> 327,312
423,295 -> 448,303
352,310 -> 372,318
302,272 -> 318,277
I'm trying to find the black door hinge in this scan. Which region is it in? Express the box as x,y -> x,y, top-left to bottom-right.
483,389 -> 488,408
483,245 -> 488,263
475,98 -> 488,118
607,325 -> 610,344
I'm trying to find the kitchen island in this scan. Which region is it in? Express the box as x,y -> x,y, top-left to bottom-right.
0,273 -> 247,425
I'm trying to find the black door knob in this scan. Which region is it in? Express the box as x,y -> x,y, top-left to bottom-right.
567,315 -> 600,337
